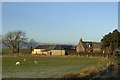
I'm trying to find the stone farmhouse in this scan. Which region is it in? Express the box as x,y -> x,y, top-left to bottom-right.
32,45 -> 75,56
76,38 -> 101,53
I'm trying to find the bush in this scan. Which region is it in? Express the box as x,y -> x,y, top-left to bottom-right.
80,66 -> 98,77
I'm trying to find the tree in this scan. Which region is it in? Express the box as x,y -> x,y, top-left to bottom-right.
2,31 -> 27,53
27,39 -> 38,54
0,35 -> 2,44
101,29 -> 120,52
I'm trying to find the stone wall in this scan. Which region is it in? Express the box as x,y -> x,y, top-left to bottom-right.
76,42 -> 85,53
48,50 -> 65,56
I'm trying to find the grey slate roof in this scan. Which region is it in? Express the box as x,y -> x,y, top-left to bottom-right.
81,41 -> 101,49
45,45 -> 65,51
35,45 -> 65,51
35,45 -> 52,49
54,45 -> 64,50
82,42 -> 93,48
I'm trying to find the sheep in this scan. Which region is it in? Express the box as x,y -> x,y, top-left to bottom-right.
90,56 -> 93,58
15,61 -> 20,66
34,60 -> 37,64
87,54 -> 89,57
24,58 -> 26,62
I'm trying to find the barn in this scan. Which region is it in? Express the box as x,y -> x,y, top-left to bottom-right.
32,45 -> 65,56
46,45 -> 65,56
32,45 -> 50,55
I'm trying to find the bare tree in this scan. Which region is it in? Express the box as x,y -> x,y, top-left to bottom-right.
2,31 -> 27,53
27,39 -> 38,54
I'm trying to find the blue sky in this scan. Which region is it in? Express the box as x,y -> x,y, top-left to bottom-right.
2,2 -> 118,45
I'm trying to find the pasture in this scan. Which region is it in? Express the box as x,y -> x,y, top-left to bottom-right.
2,56 -> 109,78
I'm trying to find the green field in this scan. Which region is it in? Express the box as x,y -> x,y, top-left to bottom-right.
2,56 -> 109,78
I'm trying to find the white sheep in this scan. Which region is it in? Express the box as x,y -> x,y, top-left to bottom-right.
15,61 -> 20,66
24,58 -> 26,61
34,60 -> 37,64
87,54 -> 89,57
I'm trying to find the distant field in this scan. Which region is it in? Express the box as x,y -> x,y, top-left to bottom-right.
2,56 -> 108,78
2,48 -> 29,54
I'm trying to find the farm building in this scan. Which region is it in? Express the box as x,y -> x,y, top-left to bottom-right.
92,42 -> 101,52
32,45 -> 65,56
76,38 -> 101,53
46,45 -> 65,56
32,45 -> 50,55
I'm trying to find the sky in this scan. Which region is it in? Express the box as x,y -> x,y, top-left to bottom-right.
1,0 -> 120,2
2,2 -> 118,45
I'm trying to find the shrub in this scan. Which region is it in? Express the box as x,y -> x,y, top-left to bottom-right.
80,66 -> 98,77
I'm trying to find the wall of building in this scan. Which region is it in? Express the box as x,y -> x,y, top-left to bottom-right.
48,50 -> 65,56
93,48 -> 101,52
32,49 -> 45,54
76,42 -> 85,53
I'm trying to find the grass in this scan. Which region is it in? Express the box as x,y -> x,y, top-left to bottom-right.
2,48 -> 29,54
2,55 -> 109,78
2,48 -> 11,54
